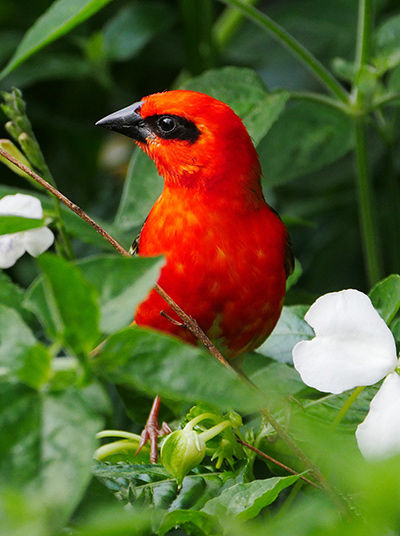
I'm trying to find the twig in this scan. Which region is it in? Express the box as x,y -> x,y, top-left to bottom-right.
236,437 -> 319,488
0,147 -> 233,370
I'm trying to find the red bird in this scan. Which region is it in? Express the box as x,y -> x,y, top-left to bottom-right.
97,90 -> 293,459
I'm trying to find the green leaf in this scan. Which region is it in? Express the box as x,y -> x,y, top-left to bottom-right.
158,510 -> 221,536
0,271 -> 31,322
374,14 -> 400,73
103,1 -> 175,61
0,384 -> 103,528
244,356 -> 306,403
2,52 -> 91,89
258,100 -> 353,186
369,274 -> 400,324
202,475 -> 299,521
77,255 -> 165,334
115,66 -> 288,233
0,215 -> 44,235
256,305 -> 313,363
0,0 -> 115,79
114,148 -> 162,233
0,304 -> 36,377
286,258 -> 302,291
94,461 -> 225,510
94,326 -> 259,413
16,344 -> 52,390
31,254 -> 100,354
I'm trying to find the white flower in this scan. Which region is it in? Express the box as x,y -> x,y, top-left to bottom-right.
292,289 -> 400,460
292,290 -> 397,394
356,373 -> 400,459
0,193 -> 54,269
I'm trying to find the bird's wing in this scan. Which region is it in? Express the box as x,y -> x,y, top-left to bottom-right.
129,218 -> 147,256
129,232 -> 141,256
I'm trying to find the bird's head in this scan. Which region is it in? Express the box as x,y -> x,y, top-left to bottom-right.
96,90 -> 261,194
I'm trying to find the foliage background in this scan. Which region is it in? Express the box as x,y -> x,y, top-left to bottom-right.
1,0 -> 400,535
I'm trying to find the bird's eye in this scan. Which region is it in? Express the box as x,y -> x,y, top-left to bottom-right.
157,116 -> 176,133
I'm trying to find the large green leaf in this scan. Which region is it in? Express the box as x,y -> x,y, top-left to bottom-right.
258,100 -> 353,186
77,255 -> 165,334
257,305 -> 313,364
94,461 -> 225,511
0,271 -> 32,322
369,274 -> 400,324
93,326 -> 260,413
0,383 -> 103,529
0,305 -> 38,379
202,475 -> 299,521
374,13 -> 400,73
103,1 -> 175,61
114,149 -> 162,233
115,66 -> 288,233
0,0 -> 115,79
0,215 -> 45,235
26,254 -> 100,355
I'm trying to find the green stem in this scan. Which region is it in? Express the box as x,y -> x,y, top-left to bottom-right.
353,0 -> 372,108
96,430 -> 142,441
94,439 -> 143,461
184,413 -> 220,431
213,0 -> 259,50
372,92 -> 400,110
351,0 -> 382,285
332,386 -> 366,428
180,0 -> 216,75
354,116 -> 382,285
199,421 -> 231,443
218,0 -> 348,103
289,91 -> 351,114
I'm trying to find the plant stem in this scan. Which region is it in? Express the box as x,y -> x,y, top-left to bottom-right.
237,438 -> 318,488
354,0 -> 372,107
94,439 -> 145,461
218,0 -> 348,103
289,91 -> 351,114
180,0 -> 216,75
351,0 -> 382,285
354,118 -> 382,286
332,386 -> 366,428
213,0 -> 259,50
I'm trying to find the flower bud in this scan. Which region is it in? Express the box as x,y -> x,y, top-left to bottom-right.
161,428 -> 206,485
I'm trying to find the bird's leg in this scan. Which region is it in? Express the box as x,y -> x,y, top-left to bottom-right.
135,395 -> 172,463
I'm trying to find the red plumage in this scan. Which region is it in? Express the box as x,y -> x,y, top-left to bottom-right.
130,90 -> 291,359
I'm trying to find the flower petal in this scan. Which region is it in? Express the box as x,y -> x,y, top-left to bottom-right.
0,234 -> 25,268
23,227 -> 54,256
0,193 -> 43,219
292,290 -> 397,393
356,372 -> 400,459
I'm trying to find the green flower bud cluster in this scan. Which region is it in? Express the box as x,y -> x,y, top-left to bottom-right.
161,409 -> 244,485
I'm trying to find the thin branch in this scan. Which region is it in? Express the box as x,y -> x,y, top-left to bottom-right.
236,437 -> 319,488
0,146 -> 233,370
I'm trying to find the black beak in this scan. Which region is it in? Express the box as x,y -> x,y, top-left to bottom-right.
95,101 -> 150,142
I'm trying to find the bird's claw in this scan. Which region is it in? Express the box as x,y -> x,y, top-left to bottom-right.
135,395 -> 172,463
